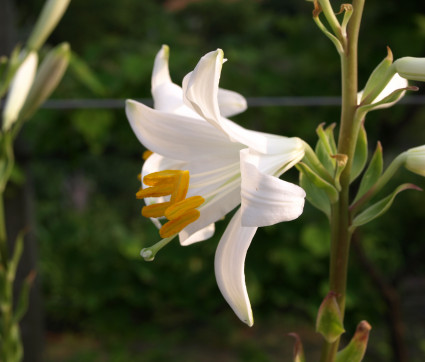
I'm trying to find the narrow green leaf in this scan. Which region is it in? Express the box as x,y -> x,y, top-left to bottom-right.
68,52 -> 107,96
360,47 -> 394,105
352,183 -> 422,230
7,231 -> 25,283
297,162 -> 338,203
353,142 -> 383,203
13,271 -> 36,323
350,123 -> 368,183
300,172 -> 331,218
315,123 -> 336,174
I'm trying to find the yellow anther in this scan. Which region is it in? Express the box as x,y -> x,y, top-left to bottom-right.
136,184 -> 174,199
170,170 -> 190,203
143,150 -> 153,160
143,170 -> 182,186
165,196 -> 205,220
137,173 -> 141,181
142,202 -> 172,218
159,209 -> 200,238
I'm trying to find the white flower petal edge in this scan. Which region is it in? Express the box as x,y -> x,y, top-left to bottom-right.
240,149 -> 306,227
183,49 -> 299,155
151,45 -> 247,117
214,208 -> 256,327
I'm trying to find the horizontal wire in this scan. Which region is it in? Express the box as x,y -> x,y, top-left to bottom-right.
1,95 -> 425,110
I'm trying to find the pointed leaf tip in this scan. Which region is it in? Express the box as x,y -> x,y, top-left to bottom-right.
288,333 -> 306,362
336,321 -> 372,362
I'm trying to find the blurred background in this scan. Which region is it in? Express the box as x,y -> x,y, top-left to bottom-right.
2,0 -> 425,360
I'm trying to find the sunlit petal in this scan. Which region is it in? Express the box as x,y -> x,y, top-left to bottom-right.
126,99 -> 241,161
240,149 -> 306,227
217,88 -> 247,117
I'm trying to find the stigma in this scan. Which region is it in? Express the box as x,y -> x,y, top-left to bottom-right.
137,170 -> 204,238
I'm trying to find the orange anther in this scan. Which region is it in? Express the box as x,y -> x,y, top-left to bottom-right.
170,170 -> 190,203
143,170 -> 182,186
159,209 -> 200,238
142,202 -> 172,218
136,184 -> 174,199
165,196 -> 205,220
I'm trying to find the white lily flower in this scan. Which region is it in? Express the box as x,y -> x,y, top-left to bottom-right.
126,46 -> 306,326
404,145 -> 425,177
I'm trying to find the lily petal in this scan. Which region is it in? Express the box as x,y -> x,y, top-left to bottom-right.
180,223 -> 215,245
215,209 -> 256,326
126,99 -> 241,161
152,45 -> 247,119
183,50 -> 303,155
240,149 -> 306,227
217,88 -> 247,117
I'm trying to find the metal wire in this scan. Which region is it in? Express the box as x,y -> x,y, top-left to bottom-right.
1,95 -> 425,110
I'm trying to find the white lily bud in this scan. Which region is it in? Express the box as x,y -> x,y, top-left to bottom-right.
393,57 -> 425,82
2,52 -> 38,131
405,145 -> 425,177
26,0 -> 71,51
20,43 -> 70,121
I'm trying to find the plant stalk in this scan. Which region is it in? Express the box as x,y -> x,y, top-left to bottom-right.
320,0 -> 365,361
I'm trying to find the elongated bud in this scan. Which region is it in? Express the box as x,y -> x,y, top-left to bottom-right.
26,0 -> 71,51
2,52 -> 38,131
20,43 -> 70,121
316,291 -> 345,343
404,145 -> 425,177
393,57 -> 425,82
336,321 -> 372,362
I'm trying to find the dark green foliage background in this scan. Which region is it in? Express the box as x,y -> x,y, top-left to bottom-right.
9,0 -> 425,360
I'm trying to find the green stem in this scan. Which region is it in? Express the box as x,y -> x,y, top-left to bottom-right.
0,194 -> 8,267
320,1 -> 365,361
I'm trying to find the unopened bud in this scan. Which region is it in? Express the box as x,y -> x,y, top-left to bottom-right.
2,52 -> 38,131
26,0 -> 71,51
393,57 -> 425,82
404,145 -> 425,177
20,42 -> 70,121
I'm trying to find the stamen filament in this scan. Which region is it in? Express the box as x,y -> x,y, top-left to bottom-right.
160,209 -> 200,238
140,235 -> 177,261
165,196 -> 205,220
